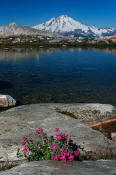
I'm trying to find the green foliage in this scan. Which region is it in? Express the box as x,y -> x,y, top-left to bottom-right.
18,128 -> 81,162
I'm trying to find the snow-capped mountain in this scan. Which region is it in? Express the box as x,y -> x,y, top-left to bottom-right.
33,15 -> 116,38
0,22 -> 59,37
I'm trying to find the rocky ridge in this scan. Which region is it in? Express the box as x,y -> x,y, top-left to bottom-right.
0,23 -> 60,38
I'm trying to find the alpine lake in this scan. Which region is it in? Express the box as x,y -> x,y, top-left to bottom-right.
0,47 -> 116,136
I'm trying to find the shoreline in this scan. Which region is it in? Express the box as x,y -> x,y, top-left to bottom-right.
0,43 -> 116,49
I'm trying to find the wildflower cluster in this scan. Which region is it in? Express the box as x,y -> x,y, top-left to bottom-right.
19,128 -> 80,162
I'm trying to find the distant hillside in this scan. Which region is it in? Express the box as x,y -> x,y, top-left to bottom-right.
0,23 -> 60,38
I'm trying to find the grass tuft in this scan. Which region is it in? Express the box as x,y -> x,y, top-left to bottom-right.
56,110 -> 77,119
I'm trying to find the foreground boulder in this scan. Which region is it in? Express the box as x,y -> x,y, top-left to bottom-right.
0,103 -> 116,161
54,103 -> 116,126
0,160 -> 116,175
0,95 -> 16,108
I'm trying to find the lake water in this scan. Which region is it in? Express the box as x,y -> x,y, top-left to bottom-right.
0,47 -> 116,106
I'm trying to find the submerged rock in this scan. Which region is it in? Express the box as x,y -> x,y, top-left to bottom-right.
0,95 -> 16,108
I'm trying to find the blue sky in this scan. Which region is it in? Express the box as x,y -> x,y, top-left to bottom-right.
0,0 -> 116,28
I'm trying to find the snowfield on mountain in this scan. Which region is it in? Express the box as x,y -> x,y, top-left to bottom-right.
33,15 -> 116,37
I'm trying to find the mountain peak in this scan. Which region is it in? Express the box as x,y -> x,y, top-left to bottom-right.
57,15 -> 77,22
33,15 -> 116,37
58,15 -> 68,18
33,15 -> 88,33
9,22 -> 17,27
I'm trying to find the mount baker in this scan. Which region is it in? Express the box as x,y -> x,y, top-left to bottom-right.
33,15 -> 116,38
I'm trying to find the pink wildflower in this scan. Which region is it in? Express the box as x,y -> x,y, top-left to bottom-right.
74,151 -> 80,157
66,134 -> 71,140
61,133 -> 65,137
21,142 -> 25,146
55,128 -> 60,132
42,132 -> 46,138
36,128 -> 43,136
63,150 -> 70,157
22,147 -> 29,153
36,130 -> 40,136
39,128 -> 43,131
60,155 -> 66,162
68,155 -> 74,162
51,144 -> 58,150
51,156 -> 54,160
56,134 -> 62,140
60,148 -> 65,152
54,154 -> 61,160
23,137 -> 28,143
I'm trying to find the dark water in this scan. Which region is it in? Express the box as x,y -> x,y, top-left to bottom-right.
0,47 -> 116,105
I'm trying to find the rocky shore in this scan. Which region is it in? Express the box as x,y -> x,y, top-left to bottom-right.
0,103 -> 116,174
0,95 -> 16,108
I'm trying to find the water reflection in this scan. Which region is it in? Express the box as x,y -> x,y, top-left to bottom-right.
0,48 -> 61,61
0,47 -> 116,106
0,47 -> 116,61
